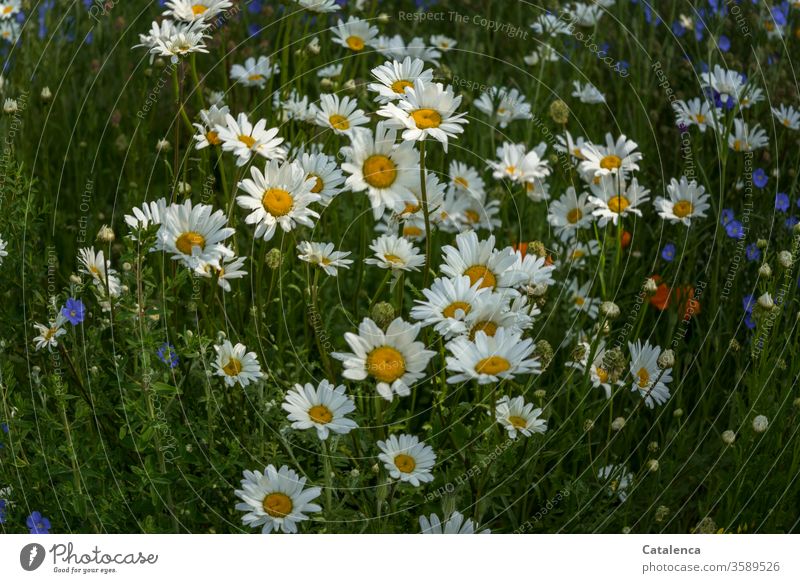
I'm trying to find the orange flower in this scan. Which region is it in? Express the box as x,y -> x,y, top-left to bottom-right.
648,275 -> 700,319
620,230 -> 632,249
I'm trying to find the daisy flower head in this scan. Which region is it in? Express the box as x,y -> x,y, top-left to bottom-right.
192,104 -> 229,150
420,511 -> 489,534
488,142 -> 551,183
0,19 -> 19,44
295,0 -> 340,13
555,130 -> 588,162
0,1 -> 20,20
296,151 -> 345,206
78,246 -> 122,297
331,16 -> 378,52
512,248 -> 556,289
213,339 -> 263,387
448,160 -> 486,202
588,175 -> 650,227
398,36 -> 442,66
474,86 -> 532,128
571,80 -> 606,104
655,176 -> 710,226
429,35 -> 457,52
148,19 -> 209,63
164,0 -> 232,22
236,159 -> 321,242
297,241 -> 353,276
548,186 -> 596,241
462,292 -> 531,340
772,104 -> 800,130
377,434 -> 436,486
195,254 -> 248,292
341,121 -> 419,220
230,56 -> 279,89
282,380 -> 357,440
672,98 -> 718,133
728,119 -> 769,152
578,133 -> 642,179
566,340 -> 619,399
217,112 -> 286,166
313,93 -> 370,137
700,64 -> 745,106
365,234 -> 425,272
332,317 -> 435,401
274,89 -> 316,123
445,327 -> 540,385
369,57 -> 434,104
0,234 -> 6,265
566,279 -> 600,319
440,230 -> 526,292
628,340 -> 672,408
598,464 -> 632,502
494,395 -> 547,439
235,464 -> 321,534
156,200 -> 235,270
33,314 -> 67,352
410,275 -> 491,338
377,79 -> 468,152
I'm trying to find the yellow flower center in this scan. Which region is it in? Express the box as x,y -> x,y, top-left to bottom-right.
571,250 -> 585,260
403,202 -> 421,214
308,174 -> 324,193
784,118 -> 791,127
572,147 -> 584,159
454,176 -> 469,189
363,154 -> 398,189
475,356 -> 511,375
567,208 -> 583,224
247,74 -> 265,82
206,130 -> 221,145
574,296 -> 586,307
222,358 -> 242,377
3,6 -> 13,14
733,139 -> 743,152
308,404 -> 333,424
238,134 -> 257,148
465,210 -> 480,224
175,231 -> 206,255
505,165 -> 517,175
469,321 -> 498,340
191,4 -> 208,15
607,195 -> 630,214
637,367 -> 651,388
508,415 -> 528,429
410,108 -> 442,129
262,187 -> 294,217
464,265 -> 497,289
695,114 -> 706,124
346,35 -> 365,51
262,492 -> 293,518
672,200 -> 693,218
599,154 -> 622,170
366,346 -> 406,383
393,454 -> 416,473
403,225 -> 423,238
442,301 -> 471,319
329,114 -> 350,131
596,367 -> 609,383
383,253 -> 405,266
391,79 -> 414,94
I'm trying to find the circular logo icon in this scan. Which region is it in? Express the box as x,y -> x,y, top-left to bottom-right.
20,543 -> 46,571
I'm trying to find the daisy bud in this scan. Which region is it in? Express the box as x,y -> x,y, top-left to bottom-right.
655,505 -> 669,522
370,301 -> 395,330
122,262 -> 132,271
752,414 -> 768,433
657,349 -> 674,369
114,135 -> 128,151
185,444 -> 193,453
694,517 -> 717,534
41,87 -> 52,102
758,263 -> 772,278
350,468 -> 360,478
96,225 -> 115,243
377,12 -> 390,23
154,58 -> 166,68
644,277 -> 658,294
527,240 -> 548,258
602,347 -> 626,382
371,463 -> 380,474
611,416 -> 626,431
91,366 -> 99,375
144,68 -> 153,77
307,36 -> 321,55
571,343 -> 588,363
648,441 -> 659,452
756,238 -> 768,249
533,389 -> 547,400
69,274 -> 82,284
728,338 -> 740,352
721,430 -> 736,445
600,301 -> 620,320
777,358 -> 787,370
320,78 -> 334,91
529,283 -> 548,297
794,397 -> 800,409
176,181 -> 192,195
265,248 -> 283,269
548,99 -> 570,124
757,292 -> 774,310
583,419 -> 595,432
621,526 -> 631,534
794,221 -> 800,235
534,339 -> 554,370
673,408 -> 684,418
343,79 -> 357,93
778,250 -> 793,269
3,98 -> 18,114
156,138 -> 171,153
647,459 -> 659,472
548,154 -> 559,166
148,313 -> 160,322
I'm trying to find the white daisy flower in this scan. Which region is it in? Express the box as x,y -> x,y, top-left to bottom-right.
273,89 -> 316,123
474,86 -> 532,128
598,464 -> 632,502
317,64 -> 343,78
568,2 -> 605,26
282,380 -> 357,440
628,340 -> 672,408
530,13 -> 572,36
547,187 -> 596,241
578,133 -> 642,179
512,249 -> 556,288
772,104 -> 800,130
672,98 -> 718,133
163,0 -> 232,22
571,80 -> 606,104
494,395 -> 547,439
230,56 -> 279,89
566,279 -> 599,320
377,434 -> 436,486
33,314 -> 67,352
588,175 -> 650,227
296,241 -> 352,276
410,275 -> 490,338
295,152 -> 345,206
445,327 -> 540,385
77,247 -> 122,297
402,170 -> 447,220
213,339 -> 264,387
295,0 -> 340,13
728,119 -> 769,152
313,93 -> 370,136
655,176 -> 710,226
440,231 -> 526,292
377,79 -> 468,152
0,1 -> 20,20
192,104 -> 229,149
147,20 -> 209,62
156,200 -> 235,270
134,20 -> 179,57
341,122 -> 419,219
555,130 -> 589,161
331,16 -> 378,52
396,36 -> 442,66
332,317 -> 435,401
195,255 -> 248,292
236,159 -> 321,242
700,64 -> 745,106
235,464 -> 322,534
369,57 -> 434,104
0,234 -> 6,265
462,293 -> 530,340
523,43 -> 560,66
0,19 -> 19,43
449,161 -> 486,202
442,193 -> 502,233
566,340 -> 619,399
217,112 -> 286,166
365,234 -> 425,272
124,198 -> 168,237
419,511 -> 489,534
488,142 -> 551,183
558,239 -> 601,269
429,35 -> 456,52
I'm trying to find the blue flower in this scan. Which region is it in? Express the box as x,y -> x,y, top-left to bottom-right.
775,192 -> 789,212
61,298 -> 86,325
0,499 -> 6,524
720,208 -> 734,225
743,294 -> 755,313
786,216 -> 799,230
661,243 -> 676,261
725,220 -> 744,239
157,343 -> 179,369
745,243 -> 761,262
718,35 -> 730,52
26,511 -> 51,534
744,312 -> 755,330
753,168 -> 768,189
